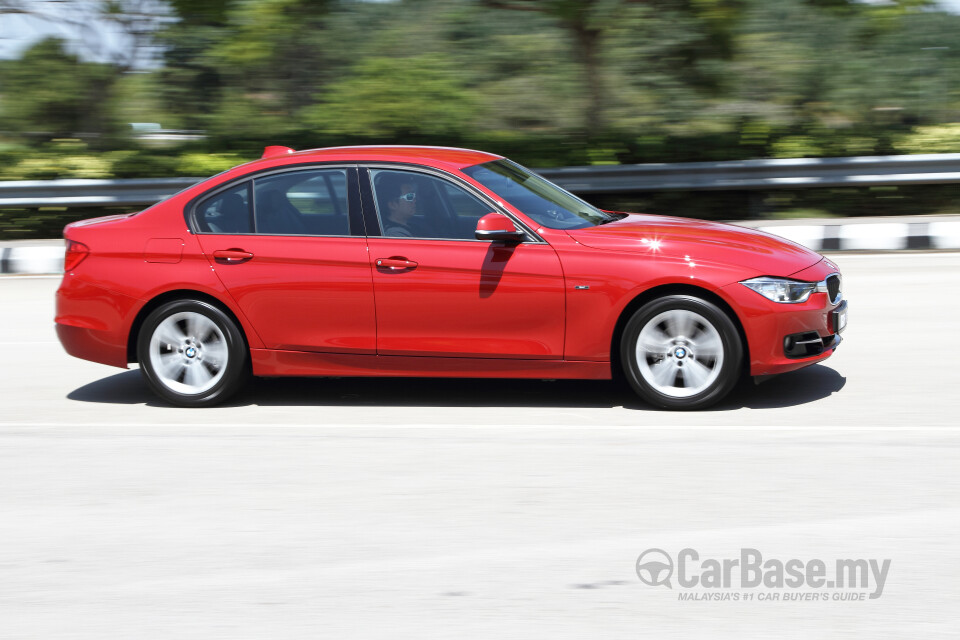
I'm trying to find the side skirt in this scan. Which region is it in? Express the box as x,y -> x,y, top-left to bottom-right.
251,349 -> 611,380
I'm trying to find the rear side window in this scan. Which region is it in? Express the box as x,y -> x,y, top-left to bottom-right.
254,169 -> 350,236
197,182 -> 252,234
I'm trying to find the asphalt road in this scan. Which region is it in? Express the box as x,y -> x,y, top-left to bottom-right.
1,252 -> 958,638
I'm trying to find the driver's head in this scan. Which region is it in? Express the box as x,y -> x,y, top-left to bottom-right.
380,173 -> 418,223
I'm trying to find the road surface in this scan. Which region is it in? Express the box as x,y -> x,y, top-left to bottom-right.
1,252 -> 957,638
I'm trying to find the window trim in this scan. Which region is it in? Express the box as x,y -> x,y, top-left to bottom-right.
186,163 -> 364,238
360,163 -> 546,244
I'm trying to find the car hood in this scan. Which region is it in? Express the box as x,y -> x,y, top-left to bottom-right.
566,213 -> 823,276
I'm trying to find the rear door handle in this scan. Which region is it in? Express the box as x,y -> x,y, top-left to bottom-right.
375,257 -> 418,271
212,249 -> 254,264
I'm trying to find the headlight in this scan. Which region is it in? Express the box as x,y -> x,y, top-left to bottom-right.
740,277 -> 817,304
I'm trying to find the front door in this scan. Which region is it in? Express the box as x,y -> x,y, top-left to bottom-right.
363,167 -> 565,359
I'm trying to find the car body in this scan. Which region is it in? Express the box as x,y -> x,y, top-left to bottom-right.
56,145 -> 847,408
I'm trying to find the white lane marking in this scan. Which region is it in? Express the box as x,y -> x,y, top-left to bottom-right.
1,422 -> 959,431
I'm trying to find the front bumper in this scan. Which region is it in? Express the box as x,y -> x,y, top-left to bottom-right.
722,262 -> 846,377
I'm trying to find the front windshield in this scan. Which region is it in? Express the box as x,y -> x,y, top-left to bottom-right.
462,159 -> 619,230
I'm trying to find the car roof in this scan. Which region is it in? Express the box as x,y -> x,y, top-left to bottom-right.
251,145 -> 503,172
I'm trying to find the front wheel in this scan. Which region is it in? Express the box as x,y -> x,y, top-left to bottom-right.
621,295 -> 743,410
137,299 -> 248,407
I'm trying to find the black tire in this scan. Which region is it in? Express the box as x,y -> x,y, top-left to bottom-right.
620,295 -> 743,410
137,299 -> 248,407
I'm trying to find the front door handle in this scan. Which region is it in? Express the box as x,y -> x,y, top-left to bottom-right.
375,257 -> 418,271
212,249 -> 254,264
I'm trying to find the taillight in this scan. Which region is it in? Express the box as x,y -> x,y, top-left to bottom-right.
64,240 -> 90,271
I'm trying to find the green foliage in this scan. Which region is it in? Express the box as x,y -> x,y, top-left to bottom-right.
0,143 -> 32,168
111,73 -> 172,129
0,206 -> 141,240
175,152 -> 251,175
3,0 -> 960,239
0,38 -> 122,141
896,124 -> 960,154
106,151 -> 180,178
167,0 -> 233,26
6,0 -> 960,167
8,155 -> 113,180
0,148 -> 255,181
304,55 -> 477,138
770,136 -> 824,159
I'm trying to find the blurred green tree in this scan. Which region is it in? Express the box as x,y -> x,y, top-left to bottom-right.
2,0 -> 960,168
0,38 -> 121,140
303,54 -> 476,139
721,0 -> 959,158
482,0 -> 611,136
481,0 -> 742,139
154,0 -> 234,131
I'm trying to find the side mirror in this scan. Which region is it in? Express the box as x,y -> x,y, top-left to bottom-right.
475,213 -> 525,243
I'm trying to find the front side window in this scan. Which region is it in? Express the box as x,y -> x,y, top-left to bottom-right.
197,182 -> 252,234
463,159 -> 619,230
370,169 -> 494,240
254,169 -> 350,236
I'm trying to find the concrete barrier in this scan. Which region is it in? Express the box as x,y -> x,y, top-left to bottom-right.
742,217 -> 960,252
0,245 -> 65,274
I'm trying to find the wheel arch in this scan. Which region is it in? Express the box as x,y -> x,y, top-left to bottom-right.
609,283 -> 750,379
127,290 -> 250,364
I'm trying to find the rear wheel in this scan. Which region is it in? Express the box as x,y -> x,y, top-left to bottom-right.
621,295 -> 742,410
137,299 -> 248,407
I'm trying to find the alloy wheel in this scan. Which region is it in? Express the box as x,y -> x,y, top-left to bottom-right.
635,309 -> 724,398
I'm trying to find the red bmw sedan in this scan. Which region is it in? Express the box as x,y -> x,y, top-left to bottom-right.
55,146 -> 846,409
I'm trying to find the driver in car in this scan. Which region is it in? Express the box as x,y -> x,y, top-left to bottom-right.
379,174 -> 419,237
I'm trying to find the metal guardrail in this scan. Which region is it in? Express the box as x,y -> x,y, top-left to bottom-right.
538,153 -> 960,193
0,177 -> 199,209
3,153 -> 960,208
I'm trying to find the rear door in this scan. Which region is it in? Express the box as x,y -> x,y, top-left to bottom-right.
193,165 -> 376,354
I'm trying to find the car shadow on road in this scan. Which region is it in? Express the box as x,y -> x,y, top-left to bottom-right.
67,364 -> 846,411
